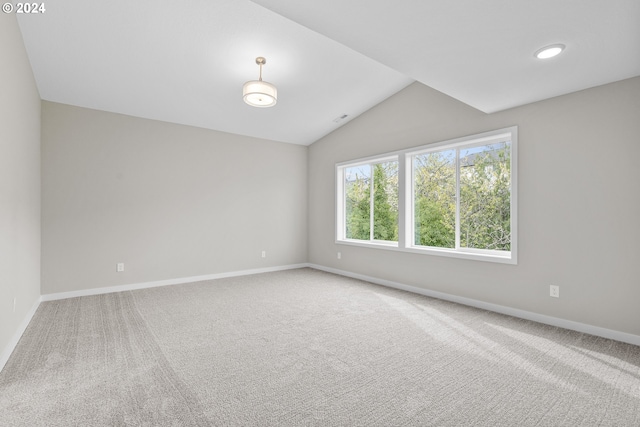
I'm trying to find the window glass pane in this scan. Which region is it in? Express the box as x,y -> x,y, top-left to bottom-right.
337,128 -> 515,262
459,142 -> 511,250
373,162 -> 398,241
413,150 -> 456,248
344,165 -> 371,240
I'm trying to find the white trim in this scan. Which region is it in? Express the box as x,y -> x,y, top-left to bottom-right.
308,263 -> 640,347
336,157 -> 401,244
455,147 -> 461,249
336,154 -> 399,169
335,126 -> 517,265
1,263 -> 307,373
336,163 -> 345,241
41,263 -> 309,302
335,239 -> 514,264
4,262 -> 637,376
0,297 -> 41,373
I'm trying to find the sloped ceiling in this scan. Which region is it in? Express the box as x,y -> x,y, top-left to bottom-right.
253,0 -> 640,113
17,0 -> 640,145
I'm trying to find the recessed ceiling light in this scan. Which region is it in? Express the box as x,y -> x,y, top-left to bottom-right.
535,44 -> 565,59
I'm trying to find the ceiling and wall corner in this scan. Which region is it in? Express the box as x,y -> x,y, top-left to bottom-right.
16,0 -> 640,146
3,2 -> 640,362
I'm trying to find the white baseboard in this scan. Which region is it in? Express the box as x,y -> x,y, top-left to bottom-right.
1,264 -> 308,374
308,263 -> 640,347
41,263 -> 309,302
2,264 -> 309,373
4,261 -> 637,375
0,297 -> 41,373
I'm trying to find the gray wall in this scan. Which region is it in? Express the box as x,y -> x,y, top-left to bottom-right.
0,15 -> 41,358
42,102 -> 307,294
4,6 -> 638,352
308,78 -> 640,336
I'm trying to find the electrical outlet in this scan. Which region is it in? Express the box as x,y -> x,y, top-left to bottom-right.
261,251 -> 266,258
550,285 -> 559,298
13,298 -> 17,313
337,252 -> 341,259
116,263 -> 125,272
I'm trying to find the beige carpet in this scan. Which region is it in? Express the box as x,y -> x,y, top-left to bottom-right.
1,268 -> 639,426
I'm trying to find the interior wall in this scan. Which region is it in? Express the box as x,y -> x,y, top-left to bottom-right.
308,77 -> 640,336
41,102 -> 308,294
0,15 -> 41,359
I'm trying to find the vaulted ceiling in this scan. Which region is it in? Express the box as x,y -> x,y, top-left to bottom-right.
17,0 -> 640,145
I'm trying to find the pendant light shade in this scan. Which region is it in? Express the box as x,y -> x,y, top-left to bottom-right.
243,57 -> 277,107
243,80 -> 277,107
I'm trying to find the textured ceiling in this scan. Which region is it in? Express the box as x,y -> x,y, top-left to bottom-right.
17,0 -> 640,145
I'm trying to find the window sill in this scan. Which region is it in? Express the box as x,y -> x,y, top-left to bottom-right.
336,239 -> 516,265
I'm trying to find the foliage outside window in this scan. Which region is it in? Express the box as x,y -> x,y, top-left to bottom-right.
412,142 -> 511,252
344,160 -> 398,243
336,127 -> 517,264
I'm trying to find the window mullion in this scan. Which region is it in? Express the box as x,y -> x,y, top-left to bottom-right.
340,168 -> 344,240
397,154 -> 407,249
455,148 -> 461,250
369,164 -> 374,241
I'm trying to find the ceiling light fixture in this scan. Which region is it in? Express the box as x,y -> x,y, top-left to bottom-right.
534,44 -> 565,59
243,57 -> 277,108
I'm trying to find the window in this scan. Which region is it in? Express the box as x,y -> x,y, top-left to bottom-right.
411,139 -> 512,253
336,127 -> 517,263
338,158 -> 398,244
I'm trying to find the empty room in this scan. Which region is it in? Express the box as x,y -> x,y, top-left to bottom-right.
2,1 -> 639,425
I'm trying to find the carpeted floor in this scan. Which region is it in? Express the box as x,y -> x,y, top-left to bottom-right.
1,268 -> 639,426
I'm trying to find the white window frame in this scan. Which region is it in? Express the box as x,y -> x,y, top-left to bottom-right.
336,155 -> 399,247
336,127 -> 517,264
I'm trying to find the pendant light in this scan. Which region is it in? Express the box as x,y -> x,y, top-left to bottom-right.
243,57 -> 277,107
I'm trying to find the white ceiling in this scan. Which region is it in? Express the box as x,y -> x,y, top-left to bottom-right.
254,0 -> 640,114
17,0 -> 640,146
